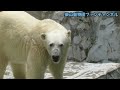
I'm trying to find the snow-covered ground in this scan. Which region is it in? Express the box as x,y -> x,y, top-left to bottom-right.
3,62 -> 120,79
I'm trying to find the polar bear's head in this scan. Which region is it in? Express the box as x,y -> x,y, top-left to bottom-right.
41,30 -> 71,64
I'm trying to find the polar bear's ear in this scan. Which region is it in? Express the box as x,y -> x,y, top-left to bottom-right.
67,30 -> 71,37
41,33 -> 46,40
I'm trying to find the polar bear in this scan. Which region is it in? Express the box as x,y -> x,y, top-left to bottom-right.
0,11 -> 71,79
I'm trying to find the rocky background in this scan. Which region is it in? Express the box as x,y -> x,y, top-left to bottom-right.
4,11 -> 120,79
26,11 -> 120,63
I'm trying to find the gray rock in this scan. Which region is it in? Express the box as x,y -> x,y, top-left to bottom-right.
69,17 -> 78,26
73,36 -> 81,45
52,11 -> 65,21
86,12 -> 120,63
100,25 -> 106,30
67,46 -> 74,60
62,23 -> 71,30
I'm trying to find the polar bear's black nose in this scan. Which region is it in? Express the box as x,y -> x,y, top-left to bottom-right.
52,55 -> 60,62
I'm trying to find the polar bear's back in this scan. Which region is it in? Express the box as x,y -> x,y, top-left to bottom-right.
0,11 -> 40,63
0,11 -> 39,31
0,11 -> 37,22
0,11 -> 39,51
0,11 -> 39,42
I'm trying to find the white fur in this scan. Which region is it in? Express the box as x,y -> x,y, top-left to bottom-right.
0,11 -> 71,79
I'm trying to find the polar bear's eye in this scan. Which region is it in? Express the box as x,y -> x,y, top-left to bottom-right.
49,43 -> 54,47
59,44 -> 64,47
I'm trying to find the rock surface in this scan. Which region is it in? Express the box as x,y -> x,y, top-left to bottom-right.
4,62 -> 120,79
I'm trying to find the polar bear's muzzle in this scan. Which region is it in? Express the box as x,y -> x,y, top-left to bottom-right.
51,49 -> 61,63
52,55 -> 60,62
